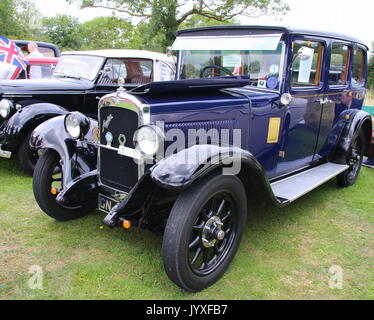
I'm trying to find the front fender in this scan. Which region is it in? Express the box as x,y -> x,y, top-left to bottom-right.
150,144 -> 261,189
30,115 -> 98,200
103,144 -> 281,227
0,102 -> 69,150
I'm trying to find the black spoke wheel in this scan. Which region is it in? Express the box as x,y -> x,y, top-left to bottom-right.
33,149 -> 96,221
163,174 -> 247,292
16,131 -> 40,175
337,129 -> 365,187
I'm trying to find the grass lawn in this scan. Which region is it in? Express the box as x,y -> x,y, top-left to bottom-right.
0,158 -> 373,300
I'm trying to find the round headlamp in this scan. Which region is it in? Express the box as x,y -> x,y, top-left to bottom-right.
133,125 -> 164,156
0,99 -> 14,118
64,112 -> 90,139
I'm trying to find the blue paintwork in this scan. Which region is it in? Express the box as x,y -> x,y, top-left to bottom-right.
132,28 -> 369,180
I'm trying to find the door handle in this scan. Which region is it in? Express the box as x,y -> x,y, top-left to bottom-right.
314,98 -> 332,105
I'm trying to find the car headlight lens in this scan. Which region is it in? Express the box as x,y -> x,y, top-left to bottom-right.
133,125 -> 163,156
0,99 -> 13,118
64,112 -> 90,139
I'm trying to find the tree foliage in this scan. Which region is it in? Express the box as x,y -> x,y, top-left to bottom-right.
80,16 -> 135,50
0,0 -> 39,39
69,0 -> 289,49
41,15 -> 83,51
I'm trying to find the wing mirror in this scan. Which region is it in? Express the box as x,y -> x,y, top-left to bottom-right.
166,47 -> 173,57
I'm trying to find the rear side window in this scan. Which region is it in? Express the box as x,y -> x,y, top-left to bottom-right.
98,58 -> 153,85
352,48 -> 366,87
291,40 -> 324,88
28,65 -> 54,79
329,43 -> 350,86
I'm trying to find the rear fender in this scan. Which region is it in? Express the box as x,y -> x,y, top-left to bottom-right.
332,109 -> 372,163
30,115 -> 99,200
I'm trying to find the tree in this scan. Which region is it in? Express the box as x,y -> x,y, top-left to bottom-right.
68,0 -> 289,49
40,15 -> 83,51
80,16 -> 135,50
0,0 -> 38,39
179,14 -> 239,30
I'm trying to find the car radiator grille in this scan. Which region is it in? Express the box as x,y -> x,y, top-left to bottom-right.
99,106 -> 139,192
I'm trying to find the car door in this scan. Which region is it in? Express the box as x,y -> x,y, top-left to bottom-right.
314,41 -> 353,160
276,37 -> 327,176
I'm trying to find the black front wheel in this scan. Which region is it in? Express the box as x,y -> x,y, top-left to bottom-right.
16,131 -> 40,175
337,129 -> 365,188
162,174 -> 247,292
33,149 -> 96,221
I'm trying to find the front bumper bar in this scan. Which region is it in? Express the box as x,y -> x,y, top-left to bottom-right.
0,144 -> 11,159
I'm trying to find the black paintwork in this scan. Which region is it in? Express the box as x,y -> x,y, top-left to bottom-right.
132,77 -> 250,95
0,73 -> 137,152
30,115 -> 99,203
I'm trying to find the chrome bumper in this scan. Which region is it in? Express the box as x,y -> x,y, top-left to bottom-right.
0,144 -> 11,159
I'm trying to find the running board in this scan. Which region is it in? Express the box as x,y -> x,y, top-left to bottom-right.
270,163 -> 349,203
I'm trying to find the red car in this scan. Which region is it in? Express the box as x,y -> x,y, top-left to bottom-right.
0,56 -> 59,80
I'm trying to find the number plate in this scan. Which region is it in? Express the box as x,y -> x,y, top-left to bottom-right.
98,194 -> 118,213
117,146 -> 142,160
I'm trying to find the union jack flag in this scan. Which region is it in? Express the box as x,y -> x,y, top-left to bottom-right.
0,36 -> 28,71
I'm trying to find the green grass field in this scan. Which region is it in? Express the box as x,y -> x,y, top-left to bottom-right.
0,158 -> 373,300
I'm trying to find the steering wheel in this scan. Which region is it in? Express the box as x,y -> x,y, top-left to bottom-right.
200,65 -> 234,78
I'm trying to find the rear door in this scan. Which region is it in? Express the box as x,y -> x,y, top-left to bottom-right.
314,41 -> 352,160
276,37 -> 326,176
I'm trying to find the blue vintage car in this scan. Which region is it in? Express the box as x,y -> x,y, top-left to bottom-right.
30,26 -> 372,292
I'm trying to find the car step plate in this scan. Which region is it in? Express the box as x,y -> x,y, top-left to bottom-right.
270,163 -> 349,203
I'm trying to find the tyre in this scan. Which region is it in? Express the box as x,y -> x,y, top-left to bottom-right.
162,174 -> 247,292
16,131 -> 39,175
337,129 -> 365,187
33,149 -> 96,221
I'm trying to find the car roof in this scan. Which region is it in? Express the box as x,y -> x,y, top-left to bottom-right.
61,49 -> 175,62
176,25 -> 369,50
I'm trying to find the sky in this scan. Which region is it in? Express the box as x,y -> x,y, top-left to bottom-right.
33,0 -> 373,48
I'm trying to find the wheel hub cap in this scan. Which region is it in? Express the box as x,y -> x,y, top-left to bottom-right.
202,216 -> 225,248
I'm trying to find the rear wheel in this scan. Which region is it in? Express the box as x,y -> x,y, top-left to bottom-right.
337,129 -> 365,187
162,174 -> 247,292
33,149 -> 95,221
16,131 -> 39,175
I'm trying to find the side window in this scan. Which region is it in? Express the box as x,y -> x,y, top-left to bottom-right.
99,59 -> 153,85
38,47 -> 55,57
352,48 -> 366,87
98,59 -> 127,85
329,43 -> 350,86
160,62 -> 175,81
291,40 -> 324,88
28,65 -> 54,79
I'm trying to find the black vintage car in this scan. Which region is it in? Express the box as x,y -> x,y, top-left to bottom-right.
0,49 -> 175,173
31,26 -> 371,292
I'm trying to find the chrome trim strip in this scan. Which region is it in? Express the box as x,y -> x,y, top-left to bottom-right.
0,144 -> 11,159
